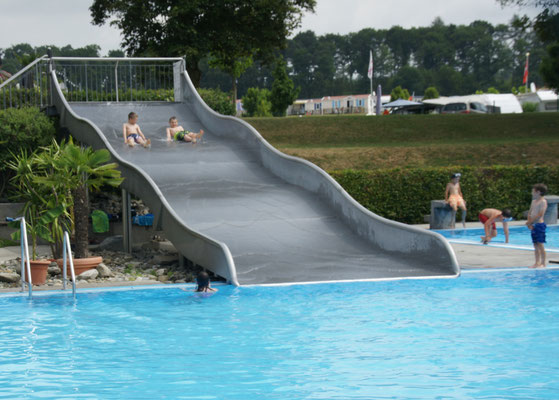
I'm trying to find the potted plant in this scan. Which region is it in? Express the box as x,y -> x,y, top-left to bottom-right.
34,139 -> 123,274
8,149 -> 68,285
9,139 -> 123,282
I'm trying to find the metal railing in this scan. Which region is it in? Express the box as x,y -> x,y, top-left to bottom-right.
1,55 -> 185,109
61,231 -> 76,298
17,217 -> 32,298
0,56 -> 50,110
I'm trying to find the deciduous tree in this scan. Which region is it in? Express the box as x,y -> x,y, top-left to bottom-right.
90,0 -> 315,88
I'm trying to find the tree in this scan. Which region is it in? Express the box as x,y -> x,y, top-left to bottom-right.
242,88 -> 272,117
90,0 -> 316,88
497,0 -> 559,88
423,86 -> 440,99
270,57 -> 300,116
390,85 -> 410,101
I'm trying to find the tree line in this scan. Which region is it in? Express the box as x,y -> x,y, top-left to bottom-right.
1,12 -> 555,102
204,17 -> 549,99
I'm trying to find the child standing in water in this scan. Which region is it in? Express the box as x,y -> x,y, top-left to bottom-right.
123,112 -> 150,147
445,173 -> 467,228
526,183 -> 548,268
166,116 -> 205,143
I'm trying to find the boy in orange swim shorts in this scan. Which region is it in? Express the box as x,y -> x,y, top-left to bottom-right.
445,173 -> 467,228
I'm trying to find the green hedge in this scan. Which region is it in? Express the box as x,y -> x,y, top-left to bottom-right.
331,166 -> 559,224
0,107 -> 57,199
1,87 -> 235,115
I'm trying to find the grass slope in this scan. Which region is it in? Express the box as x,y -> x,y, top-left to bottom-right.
246,113 -> 559,169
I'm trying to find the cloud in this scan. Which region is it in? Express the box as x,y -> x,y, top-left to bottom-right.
296,0 -> 539,35
0,0 -> 540,54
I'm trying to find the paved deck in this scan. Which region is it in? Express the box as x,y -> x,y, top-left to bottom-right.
2,220 -> 557,294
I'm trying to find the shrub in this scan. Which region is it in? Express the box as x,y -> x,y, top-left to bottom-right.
198,88 -> 235,116
330,166 -> 559,224
242,88 -> 272,117
0,107 -> 56,198
390,86 -> 410,101
423,86 -> 439,100
522,102 -> 538,113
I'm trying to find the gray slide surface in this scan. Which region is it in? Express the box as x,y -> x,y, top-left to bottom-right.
50,65 -> 459,286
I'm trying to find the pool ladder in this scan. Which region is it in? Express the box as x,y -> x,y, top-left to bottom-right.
18,217 -> 77,298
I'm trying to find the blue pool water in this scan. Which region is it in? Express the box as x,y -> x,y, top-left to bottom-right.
1,271 -> 559,399
436,224 -> 559,251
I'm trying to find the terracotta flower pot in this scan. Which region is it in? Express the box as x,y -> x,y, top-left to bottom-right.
28,259 -> 51,286
56,256 -> 103,277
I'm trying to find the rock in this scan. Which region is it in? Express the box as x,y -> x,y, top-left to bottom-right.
48,265 -> 61,276
157,275 -> 168,283
155,268 -> 167,277
0,272 -> 20,283
174,279 -> 186,283
149,254 -> 177,266
125,261 -> 142,269
96,263 -> 114,278
77,269 -> 99,281
97,235 -> 123,252
154,240 -> 177,254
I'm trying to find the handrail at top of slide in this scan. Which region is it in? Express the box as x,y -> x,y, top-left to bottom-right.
179,69 -> 460,277
0,55 -> 48,90
48,69 -> 240,286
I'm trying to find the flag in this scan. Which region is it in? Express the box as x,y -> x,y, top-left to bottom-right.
367,50 -> 373,80
523,57 -> 529,85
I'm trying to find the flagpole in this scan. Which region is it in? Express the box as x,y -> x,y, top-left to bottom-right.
525,52 -> 530,91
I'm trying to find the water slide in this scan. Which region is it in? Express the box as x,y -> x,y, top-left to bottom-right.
49,60 -> 460,286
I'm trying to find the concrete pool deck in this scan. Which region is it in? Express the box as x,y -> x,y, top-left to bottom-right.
1,220 -> 558,293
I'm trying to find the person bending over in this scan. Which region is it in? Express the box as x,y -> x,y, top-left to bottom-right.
479,208 -> 512,244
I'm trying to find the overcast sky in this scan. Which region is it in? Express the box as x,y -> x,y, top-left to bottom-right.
0,0 -> 539,55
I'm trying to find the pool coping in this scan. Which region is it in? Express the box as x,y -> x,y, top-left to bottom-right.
432,223 -> 559,253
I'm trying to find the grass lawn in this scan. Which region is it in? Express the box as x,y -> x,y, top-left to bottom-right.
245,113 -> 559,169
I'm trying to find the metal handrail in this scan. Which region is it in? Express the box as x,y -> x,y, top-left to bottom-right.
51,57 -> 184,62
17,217 -> 33,298
61,231 -> 76,298
0,55 -> 48,89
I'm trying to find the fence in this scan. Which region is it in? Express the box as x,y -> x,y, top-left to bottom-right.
0,56 -> 184,110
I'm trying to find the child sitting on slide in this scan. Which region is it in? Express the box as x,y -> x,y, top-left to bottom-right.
166,116 -> 204,143
123,112 -> 150,147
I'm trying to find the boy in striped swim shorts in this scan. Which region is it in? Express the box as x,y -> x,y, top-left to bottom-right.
166,116 -> 204,143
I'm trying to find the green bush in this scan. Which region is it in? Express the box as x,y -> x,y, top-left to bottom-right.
423,86 -> 439,100
0,107 -> 56,198
390,85 -> 410,101
330,166 -> 559,224
522,102 -> 538,113
242,88 -> 272,117
197,88 -> 235,116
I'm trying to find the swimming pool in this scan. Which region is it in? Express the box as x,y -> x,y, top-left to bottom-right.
1,271 -> 558,399
435,224 -> 559,252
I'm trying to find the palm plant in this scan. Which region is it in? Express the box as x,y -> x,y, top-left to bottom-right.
34,138 -> 124,258
9,139 -> 123,259
8,148 -> 69,259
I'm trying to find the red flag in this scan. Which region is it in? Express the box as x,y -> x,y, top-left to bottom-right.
523,58 -> 529,85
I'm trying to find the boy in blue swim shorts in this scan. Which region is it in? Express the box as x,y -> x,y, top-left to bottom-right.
526,183 -> 548,268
